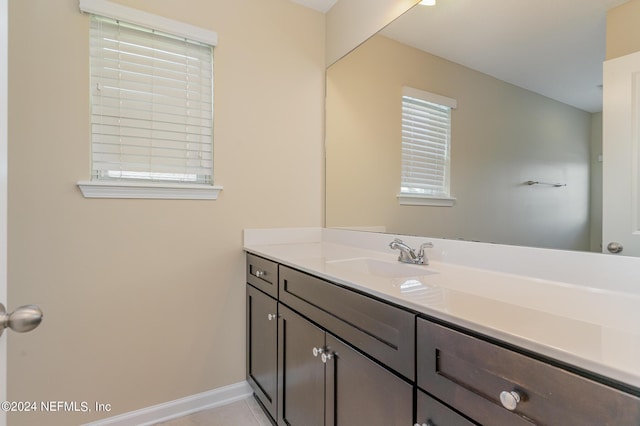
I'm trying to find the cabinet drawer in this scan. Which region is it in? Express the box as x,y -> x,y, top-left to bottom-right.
246,253 -> 278,298
279,265 -> 415,380
417,318 -> 640,426
416,389 -> 476,426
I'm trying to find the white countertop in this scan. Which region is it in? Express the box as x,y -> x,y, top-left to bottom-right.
244,228 -> 640,391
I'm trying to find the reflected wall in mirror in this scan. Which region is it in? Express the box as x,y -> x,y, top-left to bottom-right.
325,3 -> 609,253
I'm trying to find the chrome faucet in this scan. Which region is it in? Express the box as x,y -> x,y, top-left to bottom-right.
389,238 -> 433,265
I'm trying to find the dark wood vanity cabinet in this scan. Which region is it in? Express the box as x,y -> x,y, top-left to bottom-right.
246,255 -> 413,425
246,252 -> 640,426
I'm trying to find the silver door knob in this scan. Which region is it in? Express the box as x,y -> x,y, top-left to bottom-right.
607,242 -> 623,254
312,346 -> 324,357
267,313 -> 278,321
254,270 -> 265,278
0,303 -> 43,336
499,390 -> 523,411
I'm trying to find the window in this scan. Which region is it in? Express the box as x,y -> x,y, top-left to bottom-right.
398,87 -> 456,206
77,0 -> 221,199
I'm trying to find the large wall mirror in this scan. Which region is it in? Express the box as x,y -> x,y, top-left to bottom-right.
325,0 -> 626,253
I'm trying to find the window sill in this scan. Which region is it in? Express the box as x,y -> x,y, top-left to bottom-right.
77,181 -> 223,200
397,193 -> 456,207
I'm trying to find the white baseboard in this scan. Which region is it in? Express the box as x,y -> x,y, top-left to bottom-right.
82,381 -> 253,426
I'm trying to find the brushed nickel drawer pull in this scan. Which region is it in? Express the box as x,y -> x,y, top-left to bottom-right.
499,390 -> 524,411
254,270 -> 265,278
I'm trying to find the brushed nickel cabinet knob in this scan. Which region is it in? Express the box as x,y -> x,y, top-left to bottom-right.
321,352 -> 333,363
499,390 -> 523,411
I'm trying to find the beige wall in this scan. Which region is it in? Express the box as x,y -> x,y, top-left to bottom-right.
7,0 -> 324,424
326,35 -> 594,251
606,0 -> 640,60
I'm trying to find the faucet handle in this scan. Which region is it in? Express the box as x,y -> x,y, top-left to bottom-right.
419,242 -> 434,250
389,238 -> 417,262
389,238 -> 405,249
417,241 -> 434,265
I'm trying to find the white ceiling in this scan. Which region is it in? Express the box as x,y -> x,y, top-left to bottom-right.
381,0 -> 629,113
290,0 -> 337,13
292,0 -> 628,113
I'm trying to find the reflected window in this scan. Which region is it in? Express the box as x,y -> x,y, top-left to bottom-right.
400,87 -> 456,200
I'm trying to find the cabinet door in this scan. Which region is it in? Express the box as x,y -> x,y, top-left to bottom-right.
246,285 -> 278,421
278,305 -> 326,426
325,334 -> 413,426
416,390 -> 475,426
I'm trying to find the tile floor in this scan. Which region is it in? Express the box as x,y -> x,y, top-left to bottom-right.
154,397 -> 272,426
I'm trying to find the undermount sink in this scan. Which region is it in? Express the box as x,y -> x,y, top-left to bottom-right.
327,257 -> 437,278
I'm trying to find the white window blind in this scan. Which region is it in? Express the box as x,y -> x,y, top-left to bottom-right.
89,15 -> 214,184
401,87 -> 456,198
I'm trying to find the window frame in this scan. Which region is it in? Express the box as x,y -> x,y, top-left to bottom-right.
397,86 -> 456,207
76,0 -> 222,199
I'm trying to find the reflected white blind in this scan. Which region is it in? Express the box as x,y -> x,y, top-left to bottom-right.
401,88 -> 454,197
90,15 -> 214,184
